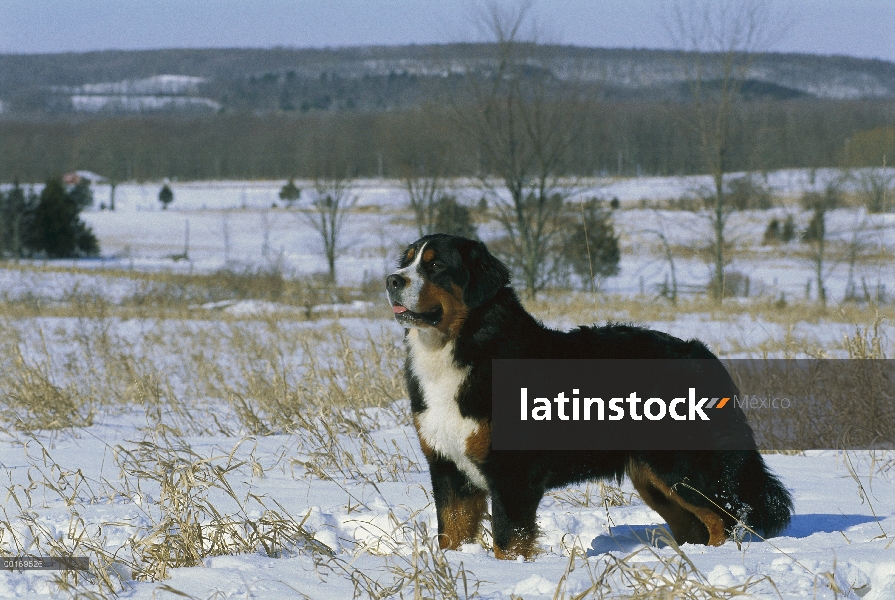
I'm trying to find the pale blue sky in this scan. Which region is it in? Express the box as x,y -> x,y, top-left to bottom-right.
0,0 -> 892,61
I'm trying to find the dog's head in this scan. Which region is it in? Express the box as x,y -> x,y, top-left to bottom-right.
386,234 -> 509,335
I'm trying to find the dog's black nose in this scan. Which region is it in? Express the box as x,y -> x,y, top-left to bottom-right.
386,274 -> 407,291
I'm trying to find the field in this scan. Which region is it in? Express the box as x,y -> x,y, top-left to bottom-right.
1,169 -> 894,599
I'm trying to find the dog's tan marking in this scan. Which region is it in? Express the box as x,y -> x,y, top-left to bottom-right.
418,281 -> 469,338
422,248 -> 435,262
413,415 -> 436,460
465,420 -> 491,463
627,461 -> 728,546
405,247 -> 415,263
439,490 -> 488,550
494,531 -> 537,560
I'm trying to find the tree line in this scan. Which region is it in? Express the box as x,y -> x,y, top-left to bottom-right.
0,97 -> 891,183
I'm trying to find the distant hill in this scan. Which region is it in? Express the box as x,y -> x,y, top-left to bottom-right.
1,44 -> 894,116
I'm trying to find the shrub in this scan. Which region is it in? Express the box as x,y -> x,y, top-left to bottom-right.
853,169 -> 894,213
707,270 -> 750,298
725,175 -> 773,210
762,214 -> 796,244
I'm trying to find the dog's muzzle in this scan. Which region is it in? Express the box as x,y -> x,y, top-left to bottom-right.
386,273 -> 442,326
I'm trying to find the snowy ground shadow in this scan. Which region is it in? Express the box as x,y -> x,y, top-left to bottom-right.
588,524 -> 671,555
587,513 -> 876,555
780,513 -> 879,539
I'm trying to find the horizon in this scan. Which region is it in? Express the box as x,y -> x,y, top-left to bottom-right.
2,41 -> 894,65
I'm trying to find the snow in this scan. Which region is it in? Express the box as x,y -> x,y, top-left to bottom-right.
72,75 -> 207,96
58,75 -> 218,113
70,95 -> 221,112
1,397 -> 894,598
1,169 -> 893,597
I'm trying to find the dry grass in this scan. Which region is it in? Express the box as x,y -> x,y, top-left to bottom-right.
0,262 -> 890,598
0,430 -> 334,597
548,481 -> 634,511
549,533 -> 768,599
0,262 -> 379,321
117,433 -> 334,582
340,515 -> 484,599
729,320 -> 894,450
525,291 -> 895,329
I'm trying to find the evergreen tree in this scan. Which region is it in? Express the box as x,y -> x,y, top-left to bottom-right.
563,199 -> 620,291
68,179 -> 94,211
0,180 -> 33,258
433,196 -> 477,239
159,184 -> 174,209
29,177 -> 99,258
278,178 -> 301,205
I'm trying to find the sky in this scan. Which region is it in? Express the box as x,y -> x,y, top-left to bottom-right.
0,0 -> 893,62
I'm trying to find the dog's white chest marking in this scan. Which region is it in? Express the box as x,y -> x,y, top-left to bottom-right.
409,331 -> 489,490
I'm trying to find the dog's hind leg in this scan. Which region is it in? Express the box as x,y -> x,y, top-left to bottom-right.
627,461 -> 728,546
490,483 -> 543,560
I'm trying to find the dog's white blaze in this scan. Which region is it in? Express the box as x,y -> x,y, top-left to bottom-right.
409,331 -> 489,491
394,242 -> 426,312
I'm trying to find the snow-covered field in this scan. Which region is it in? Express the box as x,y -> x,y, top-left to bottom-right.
0,169 -> 893,598
0,167 -> 889,306
3,401 -> 895,599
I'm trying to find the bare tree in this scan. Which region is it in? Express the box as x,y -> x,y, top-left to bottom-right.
451,1 -> 586,297
645,211 -> 679,305
301,174 -> 357,283
402,167 -> 447,237
221,214 -> 232,265
394,108 -> 454,237
260,210 -> 271,260
800,181 -> 842,306
667,0 -> 778,301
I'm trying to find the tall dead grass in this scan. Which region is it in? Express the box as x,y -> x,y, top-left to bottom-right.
0,263 -> 890,598
730,320 -> 894,450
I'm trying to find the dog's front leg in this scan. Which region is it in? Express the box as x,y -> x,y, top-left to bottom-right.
428,456 -> 488,550
490,482 -> 543,560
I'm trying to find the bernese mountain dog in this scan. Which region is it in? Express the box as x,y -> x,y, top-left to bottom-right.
386,233 -> 792,560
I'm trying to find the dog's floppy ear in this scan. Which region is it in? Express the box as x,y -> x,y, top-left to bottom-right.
458,239 -> 510,308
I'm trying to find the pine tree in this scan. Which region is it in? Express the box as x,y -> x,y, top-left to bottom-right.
0,180 -> 32,258
278,178 -> 301,206
29,177 -> 99,258
159,184 -> 174,209
68,179 -> 94,211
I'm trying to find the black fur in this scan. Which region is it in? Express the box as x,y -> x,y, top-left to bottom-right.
389,233 -> 793,559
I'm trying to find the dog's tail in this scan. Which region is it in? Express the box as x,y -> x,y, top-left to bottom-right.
740,451 -> 793,538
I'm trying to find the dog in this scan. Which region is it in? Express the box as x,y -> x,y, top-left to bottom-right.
386,233 -> 792,560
